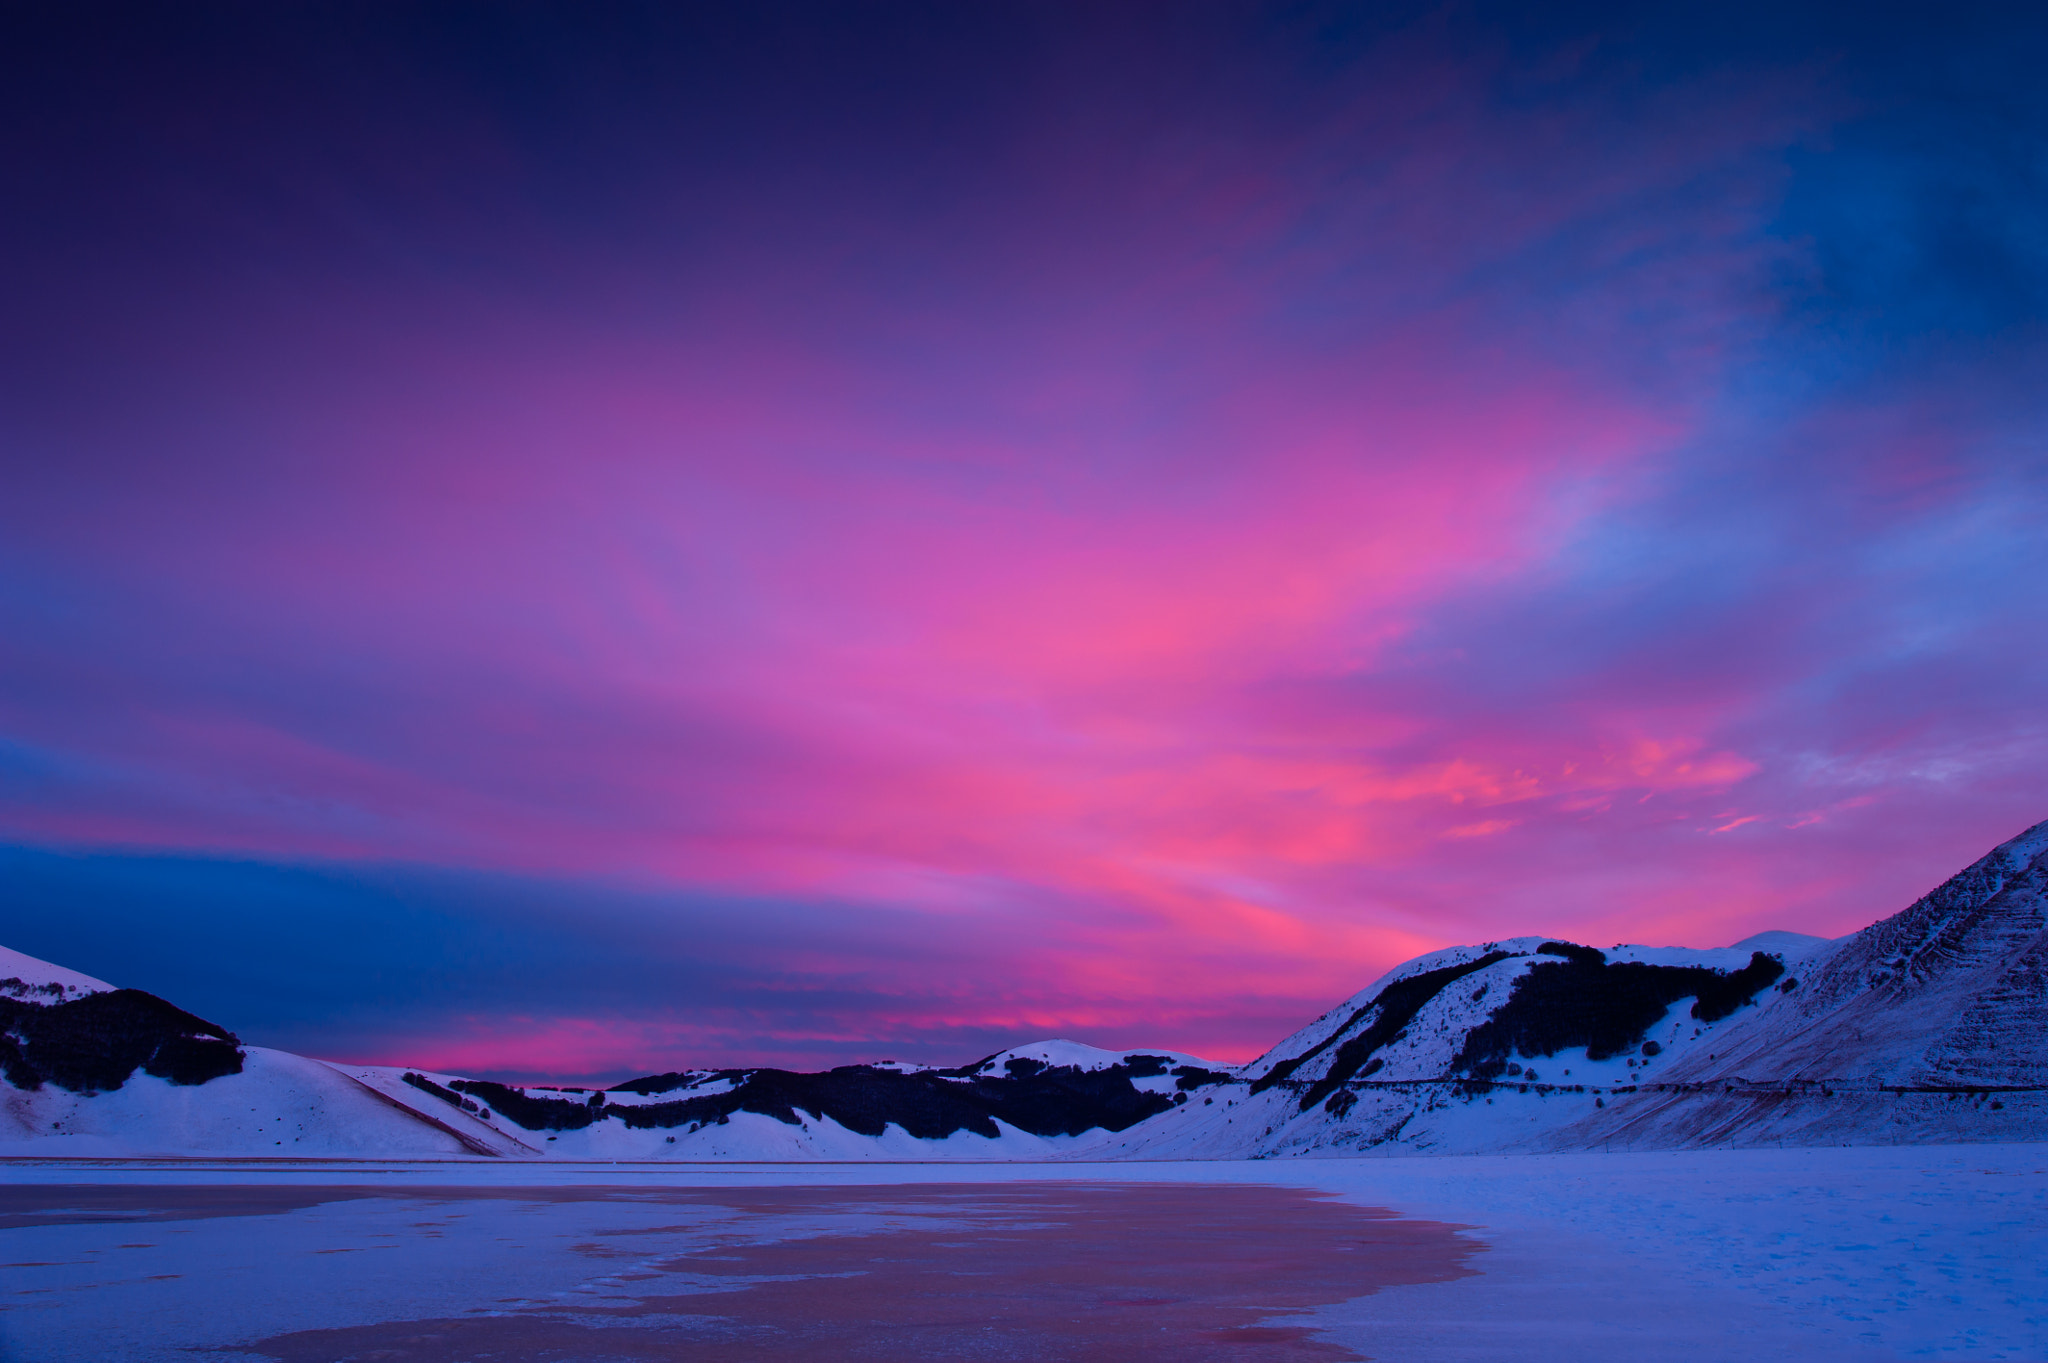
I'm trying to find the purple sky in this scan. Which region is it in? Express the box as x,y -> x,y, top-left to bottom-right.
2,3 -> 2044,1080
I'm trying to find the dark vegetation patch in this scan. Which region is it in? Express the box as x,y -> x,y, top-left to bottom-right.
1278,953 -> 1519,1111
445,1080 -> 605,1131
609,1073 -> 685,1096
0,990 -> 242,1092
607,1069 -> 735,1097
0,977 -> 72,1000
1452,950 -> 1785,1079
402,1071 -> 502,1120
1171,1065 -> 1235,1091
481,1062 -> 1180,1139
403,1071 -> 465,1107
1252,952 -> 1518,1100
1537,941 -> 1608,965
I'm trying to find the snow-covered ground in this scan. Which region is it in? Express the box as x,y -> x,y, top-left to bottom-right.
0,943 -> 112,999
1,1144 -> 2040,1361
0,1048 -> 475,1159
968,1038 -> 1218,1074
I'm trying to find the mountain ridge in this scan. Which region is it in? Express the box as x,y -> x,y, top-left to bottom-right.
4,819 -> 2044,1158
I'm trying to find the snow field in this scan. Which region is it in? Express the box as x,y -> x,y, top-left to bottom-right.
0,1048 -> 470,1158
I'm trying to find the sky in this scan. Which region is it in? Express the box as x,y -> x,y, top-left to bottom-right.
2,2 -> 2044,1082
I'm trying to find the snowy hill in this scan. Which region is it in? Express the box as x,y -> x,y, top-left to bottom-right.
344,1039 -> 1236,1161
0,945 -> 1224,1160
0,947 -> 489,1157
2,819 -> 2043,1159
1120,819 -> 2048,1158
0,943 -> 114,1001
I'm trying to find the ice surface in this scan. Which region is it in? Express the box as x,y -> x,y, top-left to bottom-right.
0,1144 -> 2038,1361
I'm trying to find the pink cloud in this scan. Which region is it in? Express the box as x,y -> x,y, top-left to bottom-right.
11,18 -> 2042,1075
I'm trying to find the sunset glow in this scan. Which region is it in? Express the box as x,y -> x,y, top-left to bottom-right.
3,3 -> 2043,1079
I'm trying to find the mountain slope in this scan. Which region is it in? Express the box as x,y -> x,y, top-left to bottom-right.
0,944 -> 114,1000
2,820 -> 2043,1159
1124,819 -> 2048,1157
320,1042 -> 1230,1161
1723,819 -> 2048,1087
0,947 -> 482,1157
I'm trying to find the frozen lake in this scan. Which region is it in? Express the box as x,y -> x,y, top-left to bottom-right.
3,1144 -> 2043,1361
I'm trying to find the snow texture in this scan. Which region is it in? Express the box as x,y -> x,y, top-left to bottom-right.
0,1048 -> 469,1158
0,944 -> 114,1000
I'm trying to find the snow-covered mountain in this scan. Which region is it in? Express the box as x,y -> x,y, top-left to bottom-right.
0,943 -> 115,999
1119,818 -> 2048,1158
4,819 -> 2043,1159
0,949 -> 489,1157
0,962 -> 1225,1159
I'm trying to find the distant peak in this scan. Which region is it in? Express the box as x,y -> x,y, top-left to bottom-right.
974,1039 -> 1219,1074
1725,930 -> 1832,957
